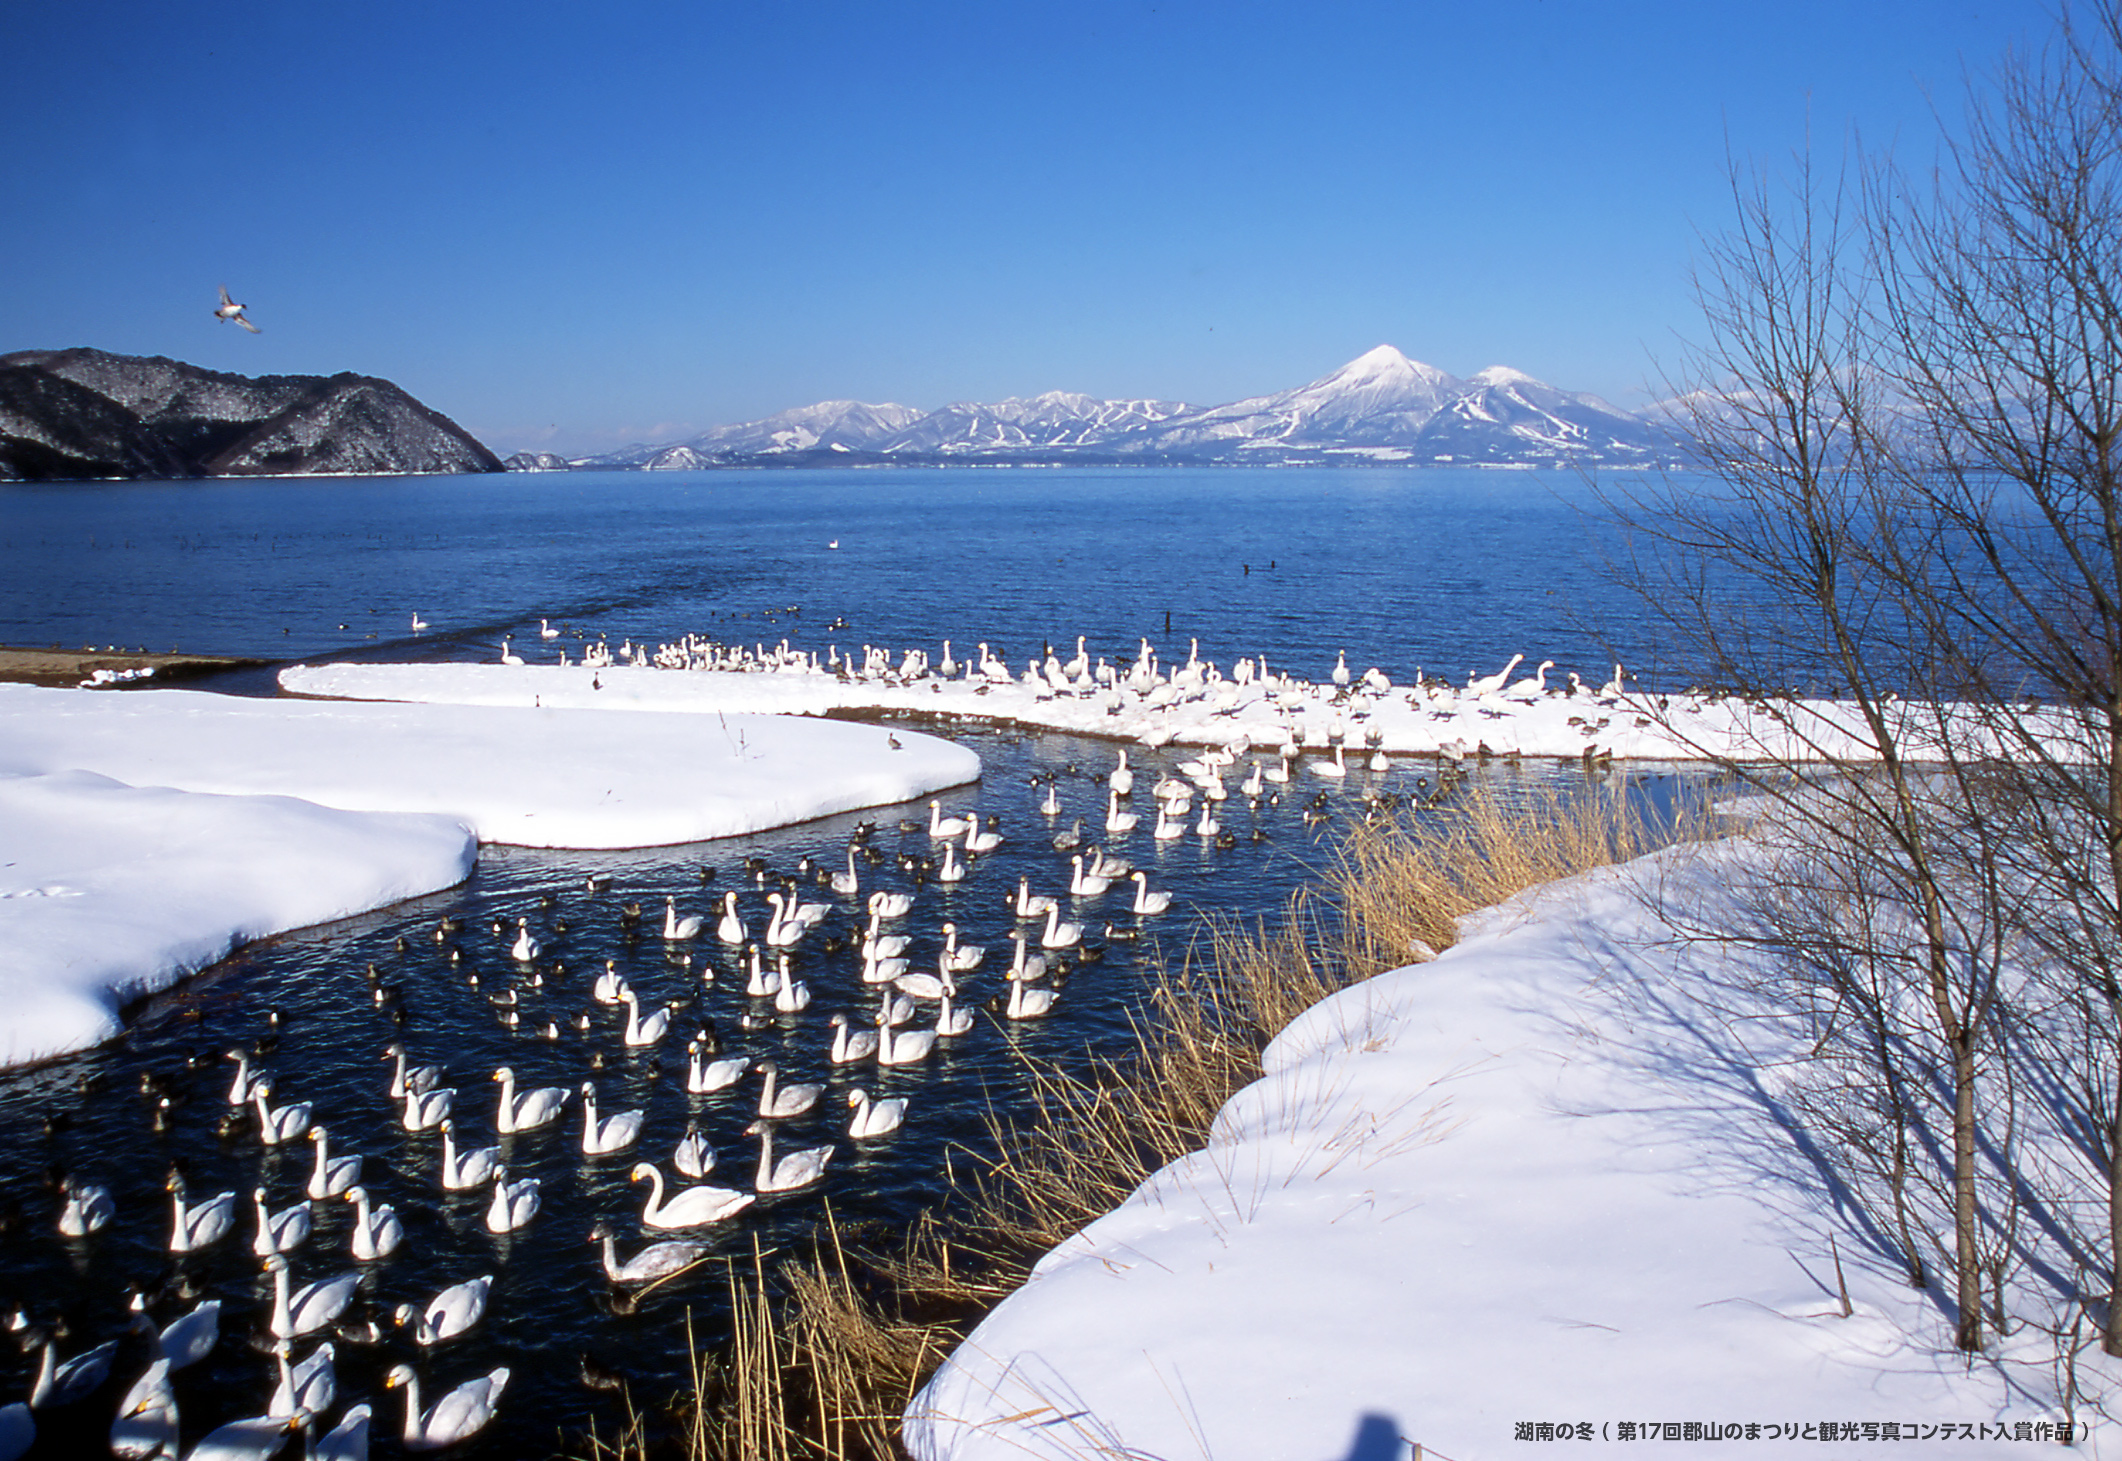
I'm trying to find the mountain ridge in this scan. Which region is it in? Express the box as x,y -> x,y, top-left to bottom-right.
566,345 -> 1674,470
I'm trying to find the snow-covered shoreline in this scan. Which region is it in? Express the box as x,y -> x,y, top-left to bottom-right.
903,841 -> 2092,1459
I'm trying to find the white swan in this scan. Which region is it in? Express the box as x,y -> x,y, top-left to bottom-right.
1195,803 -> 1220,837
861,945 -> 910,984
579,1083 -> 645,1155
166,1175 -> 237,1253
384,1044 -> 442,1100
618,988 -> 677,1047
1467,653 -> 1526,698
673,1121 -> 715,1177
251,1080 -> 313,1145
940,922 -> 985,971
828,1012 -> 879,1064
491,1067 -> 568,1132
266,1255 -> 360,1340
1104,788 -> 1137,833
589,1222 -> 708,1285
1109,749 -> 1134,795
498,639 -> 524,666
1011,877 -> 1058,920
754,1061 -> 821,1119
539,617 -> 560,639
867,890 -> 914,923
384,1362 -> 510,1452
300,1403 -> 370,1461
26,1328 -> 115,1410
743,945 -> 780,998
846,1088 -> 907,1139
509,919 -> 541,962
773,967 -> 813,1013
1130,871 -> 1173,915
1005,971 -> 1058,1020
936,841 -> 968,883
629,1162 -> 756,1229
927,800 -> 970,839
438,1120 -> 500,1191
268,1339 -> 336,1419
591,963 -> 631,1005
1039,903 -> 1083,950
1241,760 -> 1265,796
483,1166 -> 540,1233
1309,742 -> 1347,778
964,815 -> 1002,855
1069,854 -> 1111,897
933,987 -> 975,1038
226,1048 -> 266,1107
1506,658 -> 1556,699
109,1356 -> 174,1459
251,1188 -> 312,1257
56,1178 -> 113,1237
663,898 -> 704,940
716,891 -> 747,943
762,892 -> 804,949
307,1128 -> 360,1195
1038,779 -> 1062,815
747,1120 -> 833,1193
1152,802 -> 1186,840
686,1040 -> 748,1093
128,1293 -> 219,1371
830,847 -> 861,897
346,1186 -> 404,1260
400,1085 -> 455,1133
876,1012 -> 937,1066
394,1274 -> 492,1346
410,612 -> 428,631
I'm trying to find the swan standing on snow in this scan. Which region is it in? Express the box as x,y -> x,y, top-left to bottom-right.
746,1120 -> 833,1193
251,1189 -> 312,1257
491,1067 -> 568,1132
590,1221 -> 709,1285
629,1162 -> 756,1228
846,1088 -> 907,1139
266,1254 -> 360,1340
346,1185 -> 405,1260
663,898 -> 704,940
1466,653 -> 1526,698
579,1083 -> 645,1155
307,1128 -> 362,1200
393,1274 -> 492,1346
166,1174 -> 237,1254
484,1165 -> 541,1233
438,1120 -> 500,1191
384,1362 -> 510,1452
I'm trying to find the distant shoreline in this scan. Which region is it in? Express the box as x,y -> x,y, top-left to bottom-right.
0,644 -> 264,688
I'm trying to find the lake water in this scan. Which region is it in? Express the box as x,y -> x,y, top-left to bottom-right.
0,467 -> 1703,1457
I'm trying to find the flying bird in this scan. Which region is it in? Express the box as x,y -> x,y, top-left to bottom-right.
214,286 -> 261,333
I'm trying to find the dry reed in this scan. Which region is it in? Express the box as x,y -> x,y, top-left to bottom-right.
646,773 -> 1696,1460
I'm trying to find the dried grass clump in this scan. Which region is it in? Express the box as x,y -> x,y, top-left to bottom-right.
661,774 -> 1696,1460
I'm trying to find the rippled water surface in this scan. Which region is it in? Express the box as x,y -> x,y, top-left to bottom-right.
0,467 -> 1705,1456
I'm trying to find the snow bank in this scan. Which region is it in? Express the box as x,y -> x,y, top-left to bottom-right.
0,769 -> 474,1065
278,658 -> 2028,766
903,845 -> 2071,1460
0,682 -> 979,849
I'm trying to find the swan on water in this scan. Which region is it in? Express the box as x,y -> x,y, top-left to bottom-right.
491,1068 -> 568,1133
1195,803 -> 1220,838
936,841 -> 968,883
498,639 -> 524,666
663,898 -> 704,940
384,1044 -> 442,1100
346,1186 -> 404,1260
393,1275 -> 492,1346
127,1293 -> 220,1372
828,1012 -> 879,1064
1004,970 -> 1058,1021
589,1221 -> 708,1285
1109,749 -> 1134,795
1152,802 -> 1186,840
25,1327 -> 115,1410
57,1178 -> 113,1237
686,1040 -> 748,1093
1011,877 -> 1058,920
1104,788 -> 1137,833
483,1166 -> 541,1233
591,963 -> 631,1005
964,815 -> 1002,855
618,989 -> 678,1047
716,891 -> 747,943
251,1080 -> 313,1145
754,1061 -> 821,1119
933,988 -> 975,1038
509,919 -> 541,962
268,1339 -> 336,1419
1130,871 -> 1172,915
384,1362 -> 510,1452
940,922 -> 985,971
410,613 -> 428,632
773,966 -> 813,1013
1069,854 -> 1111,897
876,1011 -> 937,1066
1309,742 -> 1347,778
629,1162 -> 756,1229
266,1255 -> 359,1340
926,800 -> 970,839
539,618 -> 560,639
746,1120 -> 833,1193
1040,904 -> 1084,950
437,1120 -> 500,1191
400,1085 -> 455,1133
867,889 -> 915,922
166,1174 -> 237,1254
306,1128 -> 362,1200
846,1088 -> 907,1139
251,1189 -> 312,1257
673,1121 -> 715,1177
830,847 -> 861,897
109,1356 -> 174,1460
226,1048 -> 266,1107
1038,778 -> 1063,815
580,1084 -> 645,1154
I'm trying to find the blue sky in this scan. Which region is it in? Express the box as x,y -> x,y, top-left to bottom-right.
2,0 -> 2054,456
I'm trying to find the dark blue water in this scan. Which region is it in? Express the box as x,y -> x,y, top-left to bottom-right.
0,467 -> 1703,1457
0,465 -> 1698,692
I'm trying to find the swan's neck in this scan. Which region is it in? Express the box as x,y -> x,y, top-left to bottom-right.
755,1128 -> 775,1186
641,1169 -> 666,1222
29,1336 -> 54,1407
399,1370 -> 425,1442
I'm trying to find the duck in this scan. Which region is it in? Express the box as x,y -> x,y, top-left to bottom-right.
672,1122 -> 715,1178
579,1084 -> 645,1155
685,1040 -> 748,1094
438,1120 -> 500,1191
299,1130 -> 361,1204
166,1174 -> 237,1254
589,1222 -> 708,1285
827,1012 -> 879,1064
663,898 -> 705,940
846,1089 -> 907,1139
746,1120 -> 833,1193
393,1274 -> 492,1346
384,1362 -> 510,1451
345,1186 -> 404,1260
400,1085 -> 455,1134
267,1339 -> 336,1419
629,1162 -> 756,1229
483,1166 -> 541,1233
56,1177 -> 114,1237
266,1255 -> 360,1340
491,1067 -> 568,1132
754,1060 -> 822,1119
383,1044 -> 443,1100
251,1189 -> 312,1257
876,1012 -> 937,1066
251,1081 -> 313,1146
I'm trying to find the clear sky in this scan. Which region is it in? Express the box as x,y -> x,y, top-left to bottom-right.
2,0 -> 2056,457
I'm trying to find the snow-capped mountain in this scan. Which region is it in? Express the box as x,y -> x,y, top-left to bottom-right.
556,346 -> 1673,470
